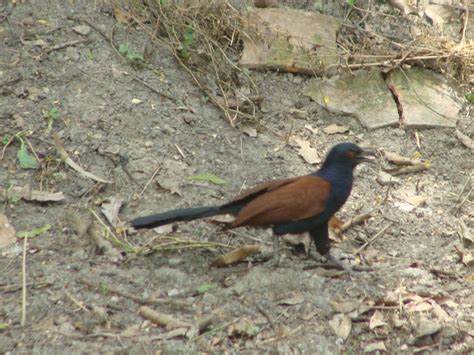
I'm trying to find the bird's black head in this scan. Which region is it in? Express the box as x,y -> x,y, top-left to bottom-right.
322,142 -> 375,170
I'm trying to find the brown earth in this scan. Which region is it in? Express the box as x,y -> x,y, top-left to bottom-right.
0,1 -> 473,353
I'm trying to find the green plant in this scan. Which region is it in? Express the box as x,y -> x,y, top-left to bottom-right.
46,107 -> 59,130
118,43 -> 144,66
346,0 -> 357,6
178,27 -> 195,60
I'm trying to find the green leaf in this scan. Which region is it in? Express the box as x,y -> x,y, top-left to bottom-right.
126,52 -> 144,62
188,173 -> 226,185
47,107 -> 60,129
0,323 -> 8,330
466,91 -> 474,104
118,43 -> 129,56
2,135 -> 10,145
17,141 -> 39,170
8,194 -> 21,204
195,283 -> 218,294
17,224 -> 51,238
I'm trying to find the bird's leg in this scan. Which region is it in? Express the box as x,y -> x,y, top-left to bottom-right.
264,234 -> 280,267
309,223 -> 352,272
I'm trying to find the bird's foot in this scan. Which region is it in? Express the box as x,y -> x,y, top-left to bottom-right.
309,249 -> 372,272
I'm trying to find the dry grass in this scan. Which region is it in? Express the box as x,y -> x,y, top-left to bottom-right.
116,0 -> 472,126
119,0 -> 258,127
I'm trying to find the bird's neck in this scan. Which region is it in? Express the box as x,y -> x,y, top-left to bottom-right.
313,164 -> 354,204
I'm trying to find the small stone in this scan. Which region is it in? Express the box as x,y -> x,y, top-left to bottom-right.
376,171 -> 400,186
416,319 -> 441,337
72,25 -> 91,36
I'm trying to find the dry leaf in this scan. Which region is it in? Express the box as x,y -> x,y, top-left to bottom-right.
364,341 -> 387,353
0,186 -> 64,202
100,196 -> 123,227
424,5 -> 454,25
455,129 -> 474,150
211,245 -> 261,267
53,133 -> 112,184
294,137 -> 320,164
323,124 -> 349,135
330,301 -> 358,314
0,214 -> 16,249
289,107 -> 307,119
416,318 -> 441,337
407,301 -> 433,313
369,310 -> 387,330
389,0 -> 418,14
329,314 -> 352,341
383,150 -> 422,166
241,125 -> 258,137
278,294 -> 305,306
228,318 -> 259,338
404,195 -> 427,207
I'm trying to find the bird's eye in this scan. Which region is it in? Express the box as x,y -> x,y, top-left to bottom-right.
346,151 -> 354,158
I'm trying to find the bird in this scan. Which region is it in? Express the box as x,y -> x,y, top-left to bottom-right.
130,142 -> 375,270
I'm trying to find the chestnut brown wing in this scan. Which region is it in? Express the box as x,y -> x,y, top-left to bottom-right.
230,176 -> 331,227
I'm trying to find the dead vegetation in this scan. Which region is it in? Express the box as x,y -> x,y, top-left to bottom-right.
113,0 -> 473,127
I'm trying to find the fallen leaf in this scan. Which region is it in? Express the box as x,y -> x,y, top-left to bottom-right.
416,318 -> 441,337
407,301 -> 433,313
210,245 -> 261,267
382,150 -> 422,166
389,0 -> 418,15
17,140 -> 39,170
289,108 -> 307,119
131,98 -> 142,104
0,186 -> 64,203
17,224 -> 51,238
153,224 -> 174,234
323,124 -> 349,135
404,195 -> 426,207
329,314 -> 351,341
228,318 -> 259,338
369,310 -> 387,330
330,301 -> 358,314
364,341 -> 387,353
53,133 -> 112,184
376,171 -> 401,186
0,214 -> 16,249
188,173 -> 226,185
424,4 -> 454,25
278,294 -> 305,306
195,283 -> 218,294
241,125 -> 258,137
294,137 -> 320,164
100,196 -> 123,227
455,129 -> 474,150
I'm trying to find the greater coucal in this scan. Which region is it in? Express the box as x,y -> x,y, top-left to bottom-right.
130,142 -> 375,269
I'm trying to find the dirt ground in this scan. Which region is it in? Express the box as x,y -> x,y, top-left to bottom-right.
1,0 -> 473,353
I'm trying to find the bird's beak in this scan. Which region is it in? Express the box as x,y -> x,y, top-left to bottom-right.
356,147 -> 377,164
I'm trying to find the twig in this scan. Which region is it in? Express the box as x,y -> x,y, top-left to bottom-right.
79,278 -> 193,307
64,289 -> 90,313
0,282 -> 52,294
339,213 -> 372,232
21,236 -> 27,327
460,0 -> 469,45
45,39 -> 92,53
139,165 -> 161,197
174,143 -> 186,159
454,187 -> 472,216
138,306 -> 192,329
353,223 -> 392,255
131,76 -> 177,102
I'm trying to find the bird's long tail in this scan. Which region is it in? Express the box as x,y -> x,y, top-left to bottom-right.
130,205 -> 226,229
